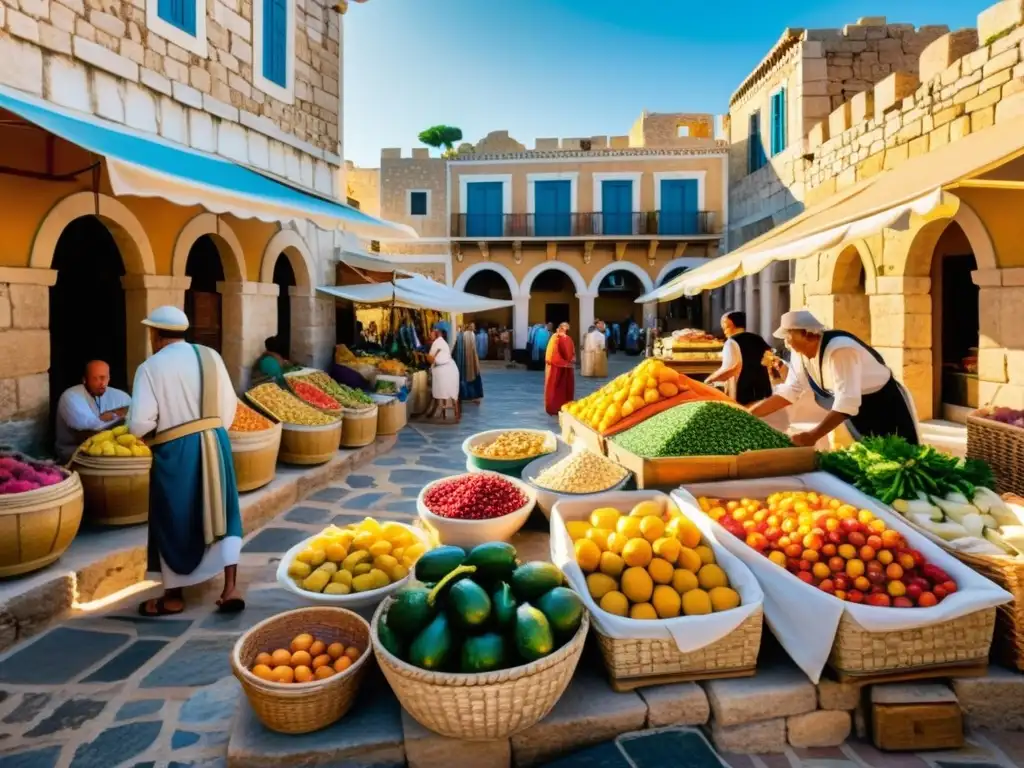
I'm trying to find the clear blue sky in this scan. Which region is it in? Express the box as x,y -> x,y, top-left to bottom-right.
342,0 -> 990,167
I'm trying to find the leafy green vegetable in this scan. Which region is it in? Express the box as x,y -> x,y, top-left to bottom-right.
817,436 -> 995,504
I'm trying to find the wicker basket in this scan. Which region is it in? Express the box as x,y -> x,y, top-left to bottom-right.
967,411 -> 1024,495
376,400 -> 407,436
229,423 -> 282,492
278,422 -> 343,466
340,406 -> 378,448
827,607 -> 997,677
410,370 -> 430,416
595,607 -> 762,682
0,470 -> 84,578
231,606 -> 371,734
371,597 -> 589,740
72,454 -> 151,526
951,548 -> 1024,671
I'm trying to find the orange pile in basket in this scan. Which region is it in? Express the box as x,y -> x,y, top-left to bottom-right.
563,359 -> 731,436
231,402 -> 274,432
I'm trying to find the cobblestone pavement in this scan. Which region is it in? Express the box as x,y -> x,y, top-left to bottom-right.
0,360 -> 1018,768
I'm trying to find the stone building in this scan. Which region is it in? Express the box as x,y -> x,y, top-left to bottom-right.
699,1 -> 1024,423
350,112 -> 729,350
0,0 -> 405,452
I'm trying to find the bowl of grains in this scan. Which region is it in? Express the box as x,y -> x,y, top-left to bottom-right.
462,429 -> 557,476
523,448 -> 632,518
417,471 -> 537,548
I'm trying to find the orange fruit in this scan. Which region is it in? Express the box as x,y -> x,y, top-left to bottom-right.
309,640 -> 327,658
272,665 -> 295,684
315,665 -> 336,680
290,650 -> 312,668
255,652 -> 273,667
574,538 -> 602,572
270,649 -> 292,667
647,557 -> 674,585
622,538 -> 653,568
294,665 -> 314,683
327,642 -> 345,659
334,655 -> 353,673
290,633 -> 314,653
643,389 -> 661,405
658,382 -> 679,398
312,654 -> 333,670
344,646 -> 361,661
677,546 -> 702,573
640,515 -> 665,542
252,664 -> 274,681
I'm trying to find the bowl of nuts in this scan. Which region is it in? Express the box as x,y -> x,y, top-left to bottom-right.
416,471 -> 537,548
462,429 -> 557,477
523,447 -> 633,518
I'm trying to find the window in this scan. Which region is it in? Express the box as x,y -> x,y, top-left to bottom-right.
254,0 -> 295,103
601,180 -> 633,235
408,190 -> 429,217
147,0 -> 206,56
533,180 -> 571,236
465,182 -> 504,237
770,88 -> 788,157
658,178 -> 700,235
677,125 -> 690,138
747,111 -> 766,174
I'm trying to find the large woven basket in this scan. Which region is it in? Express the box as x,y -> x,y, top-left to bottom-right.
827,607 -> 996,677
72,454 -> 151,526
231,607 -> 371,734
229,423 -> 282,492
278,422 -> 343,466
376,400 -> 407,436
371,597 -> 589,740
595,607 -> 762,682
966,411 -> 1024,495
0,470 -> 84,578
340,406 -> 378,448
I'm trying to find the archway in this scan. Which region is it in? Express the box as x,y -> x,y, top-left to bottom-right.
527,269 -> 579,338
930,222 -> 979,419
594,268 -> 645,342
48,216 -> 128,433
656,266 -> 704,332
462,270 -> 513,359
828,245 -> 872,343
184,235 -> 226,351
272,255 -> 297,358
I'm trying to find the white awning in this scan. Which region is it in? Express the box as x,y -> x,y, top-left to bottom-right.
337,247 -> 418,276
318,275 -> 515,313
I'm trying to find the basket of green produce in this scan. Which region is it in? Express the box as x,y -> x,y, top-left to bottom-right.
371,542 -> 589,740
289,370 -> 375,411
604,401 -> 815,489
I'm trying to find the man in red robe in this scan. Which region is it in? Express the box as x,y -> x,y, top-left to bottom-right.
545,322 -> 576,415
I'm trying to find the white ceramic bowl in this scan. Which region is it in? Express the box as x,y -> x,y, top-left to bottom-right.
276,523 -> 431,610
416,471 -> 537,549
522,449 -> 633,519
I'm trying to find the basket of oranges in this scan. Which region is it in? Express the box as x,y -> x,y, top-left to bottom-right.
231,607 -> 371,734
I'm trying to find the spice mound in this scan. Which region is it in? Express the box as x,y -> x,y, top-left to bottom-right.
230,402 -> 274,432
472,430 -> 548,460
291,379 -> 342,411
423,474 -> 528,520
533,450 -> 628,494
248,383 -> 337,426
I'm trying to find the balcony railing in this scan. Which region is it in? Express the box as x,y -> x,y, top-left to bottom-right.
449,211 -> 716,238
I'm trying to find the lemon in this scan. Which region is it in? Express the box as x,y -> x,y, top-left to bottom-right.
682,588 -> 712,616
599,590 -> 629,617
647,557 -> 674,585
566,521 -> 591,540
325,542 -> 347,562
605,532 -> 628,554
621,538 -> 653,568
629,500 -> 662,518
652,585 -> 682,618
671,568 -> 699,594
709,586 -> 741,612
630,602 -> 658,620
653,537 -> 681,563
585,527 -> 611,551
586,572 -> 618,600
640,516 -> 665,542
599,551 -> 625,578
698,564 -> 729,590
575,538 -> 602,572
589,507 -> 621,530
620,566 -> 654,603
287,561 -> 312,579
616,516 -> 642,539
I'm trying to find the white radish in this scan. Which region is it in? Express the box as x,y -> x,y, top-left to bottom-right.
960,513 -> 986,539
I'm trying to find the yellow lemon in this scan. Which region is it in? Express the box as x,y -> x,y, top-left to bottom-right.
669,518 -> 703,548
585,527 -> 611,551
587,572 -> 619,601
643,389 -> 661,405
599,551 -> 625,578
698,564 -> 729,590
589,507 -> 621,530
599,590 -> 629,617
647,557 -> 674,585
621,401 -> 635,418
709,586 -> 741,612
629,500 -> 663,518
566,521 -> 591,540
695,545 -> 716,566
574,538 -> 602,572
630,602 -> 658,620
640,516 -> 665,542
628,395 -> 646,412
616,516 -> 642,539
605,532 -> 628,554
620,566 -> 654,603
671,568 -> 699,594
682,588 -> 712,616
677,547 -> 703,573
325,542 -> 347,562
652,585 -> 682,618
653,537 -> 681,563
621,538 -> 653,568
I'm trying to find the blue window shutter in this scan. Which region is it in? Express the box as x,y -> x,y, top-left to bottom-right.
466,182 -> 503,237
264,0 -> 288,87
770,90 -> 787,156
158,0 -> 196,34
601,180 -> 632,235
778,88 -> 787,153
409,192 -> 427,216
181,0 -> 196,35
659,179 -> 698,235
534,180 -> 570,236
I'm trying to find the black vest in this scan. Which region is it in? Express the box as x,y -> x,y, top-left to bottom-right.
731,331 -> 773,405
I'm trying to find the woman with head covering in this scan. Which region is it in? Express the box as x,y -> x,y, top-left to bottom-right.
424,324 -> 460,421
544,322 -> 576,415
252,336 -> 289,385
454,323 -> 484,402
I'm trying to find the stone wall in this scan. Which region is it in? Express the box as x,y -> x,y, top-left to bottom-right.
628,111 -> 716,146
345,161 -> 380,218
378,149 -> 447,238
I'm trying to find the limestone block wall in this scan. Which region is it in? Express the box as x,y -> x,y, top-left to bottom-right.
628,111 -> 716,147
379,149 -> 447,238
345,161 -> 381,218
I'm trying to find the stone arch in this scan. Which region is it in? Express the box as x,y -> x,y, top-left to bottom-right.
655,257 -> 716,287
826,241 -> 878,295
171,213 -> 246,282
259,228 -> 315,287
520,261 -> 587,296
454,262 -> 521,298
587,261 -> 655,296
31,191 -> 156,274
903,199 -> 996,278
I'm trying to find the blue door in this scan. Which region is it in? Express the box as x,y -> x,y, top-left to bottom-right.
659,179 -> 699,235
466,182 -> 504,237
534,180 -> 571,236
601,180 -> 633,235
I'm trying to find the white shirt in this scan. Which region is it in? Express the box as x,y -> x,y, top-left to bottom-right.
430,336 -> 454,368
584,330 -> 606,352
128,342 -> 237,437
710,338 -> 742,380
55,384 -> 132,462
774,336 -> 892,417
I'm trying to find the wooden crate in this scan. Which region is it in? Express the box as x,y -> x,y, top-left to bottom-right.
603,443 -> 817,489
558,411 -> 607,455
870,684 -> 964,752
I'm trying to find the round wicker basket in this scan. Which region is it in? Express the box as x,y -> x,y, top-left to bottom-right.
370,597 -> 589,740
278,422 -> 343,466
231,607 -> 371,734
229,423 -> 282,492
0,470 -> 84,578
72,454 -> 151,526
340,406 -> 378,448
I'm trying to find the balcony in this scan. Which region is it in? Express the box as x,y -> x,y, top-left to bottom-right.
449,211 -> 718,239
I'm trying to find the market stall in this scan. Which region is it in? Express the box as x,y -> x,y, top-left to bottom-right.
654,328 -> 724,380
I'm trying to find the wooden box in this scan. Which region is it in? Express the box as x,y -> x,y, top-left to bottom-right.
870,684 -> 963,752
558,411 -> 607,455
604,443 -> 817,489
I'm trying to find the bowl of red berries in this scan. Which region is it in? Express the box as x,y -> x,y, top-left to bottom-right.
416,471 -> 537,548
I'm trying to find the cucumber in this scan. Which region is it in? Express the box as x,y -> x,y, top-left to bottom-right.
465,542 -> 517,582
408,613 -> 453,671
536,586 -> 584,637
415,546 -> 467,583
376,620 -> 406,659
515,603 -> 554,662
491,582 -> 517,630
460,632 -> 507,673
447,578 -> 492,630
386,587 -> 435,638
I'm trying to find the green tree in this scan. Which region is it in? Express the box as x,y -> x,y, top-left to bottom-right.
418,125 -> 464,158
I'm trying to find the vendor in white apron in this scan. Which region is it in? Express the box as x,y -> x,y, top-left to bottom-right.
749,310 -> 920,448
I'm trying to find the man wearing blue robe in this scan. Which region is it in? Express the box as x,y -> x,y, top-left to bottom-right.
531,323 -> 552,371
